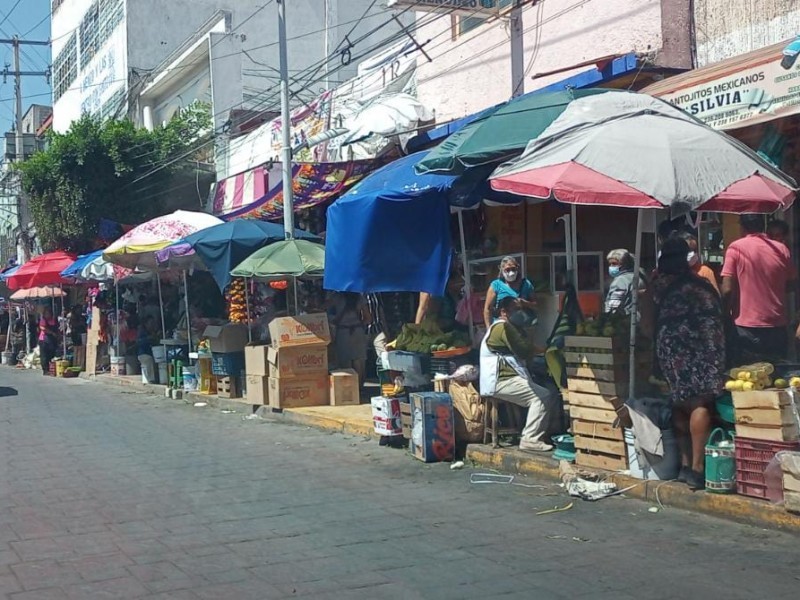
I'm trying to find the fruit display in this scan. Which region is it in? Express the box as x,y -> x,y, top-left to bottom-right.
575,312 -> 630,338
393,319 -> 471,354
724,362 -> 792,391
225,278 -> 253,324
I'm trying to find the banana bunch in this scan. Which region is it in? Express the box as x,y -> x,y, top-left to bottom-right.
381,377 -> 405,398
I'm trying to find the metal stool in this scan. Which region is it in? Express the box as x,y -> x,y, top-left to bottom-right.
482,396 -> 523,448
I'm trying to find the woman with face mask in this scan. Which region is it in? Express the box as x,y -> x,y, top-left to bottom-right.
483,256 -> 535,329
604,249 -> 641,315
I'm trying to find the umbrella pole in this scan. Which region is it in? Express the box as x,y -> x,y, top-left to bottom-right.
293,277 -> 299,316
628,209 -> 644,401
570,204 -> 579,290
457,210 -> 475,343
60,284 -> 66,358
115,277 -> 120,358
244,278 -> 252,342
183,270 -> 193,364
156,271 -> 167,362
5,303 -> 12,352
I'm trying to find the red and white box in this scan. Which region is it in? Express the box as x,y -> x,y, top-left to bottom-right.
371,396 -> 402,436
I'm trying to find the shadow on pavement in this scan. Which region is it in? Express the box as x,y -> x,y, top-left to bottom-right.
0,387 -> 18,398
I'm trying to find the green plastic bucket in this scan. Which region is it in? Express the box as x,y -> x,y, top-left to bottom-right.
705,428 -> 736,494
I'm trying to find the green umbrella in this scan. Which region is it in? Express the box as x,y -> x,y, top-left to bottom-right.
415,88 -> 618,175
231,239 -> 325,279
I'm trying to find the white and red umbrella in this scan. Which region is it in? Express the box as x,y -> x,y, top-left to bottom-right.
489,91 -> 796,214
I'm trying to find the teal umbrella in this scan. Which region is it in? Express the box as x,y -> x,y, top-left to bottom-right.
231,239 -> 325,279
415,88 -> 617,175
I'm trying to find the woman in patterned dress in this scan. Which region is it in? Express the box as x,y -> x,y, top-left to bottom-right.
652,237 -> 726,490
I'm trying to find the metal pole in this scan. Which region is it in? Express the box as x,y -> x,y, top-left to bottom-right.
13,37 -> 23,170
244,278 -> 252,342
510,4 -> 525,97
293,277 -> 299,315
278,0 -> 295,240
457,210 -> 475,344
182,270 -> 192,364
156,272 -> 167,365
115,278 -> 120,358
570,204 -> 579,290
628,209 -> 644,401
60,284 -> 66,357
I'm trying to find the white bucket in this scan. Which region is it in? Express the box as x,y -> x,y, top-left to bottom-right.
152,346 -> 166,363
1,351 -> 11,365
182,367 -> 197,392
625,428 -> 680,481
139,354 -> 156,384
110,356 -> 126,376
157,362 -> 168,385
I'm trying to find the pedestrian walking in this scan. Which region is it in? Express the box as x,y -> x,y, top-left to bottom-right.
38,307 -> 59,375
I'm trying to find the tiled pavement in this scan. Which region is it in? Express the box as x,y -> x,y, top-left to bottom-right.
0,368 -> 798,599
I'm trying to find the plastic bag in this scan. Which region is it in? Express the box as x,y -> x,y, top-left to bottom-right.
764,452 -> 787,505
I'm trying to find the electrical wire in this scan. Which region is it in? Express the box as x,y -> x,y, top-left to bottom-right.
0,1 -> 22,28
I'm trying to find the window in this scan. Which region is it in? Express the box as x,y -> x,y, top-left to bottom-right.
98,87 -> 126,121
51,0 -> 66,14
457,0 -> 515,36
79,0 -> 125,70
53,33 -> 78,101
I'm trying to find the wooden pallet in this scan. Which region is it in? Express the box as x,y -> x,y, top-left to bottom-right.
400,401 -> 412,439
571,419 -> 625,441
567,377 -> 627,398
576,448 -> 628,471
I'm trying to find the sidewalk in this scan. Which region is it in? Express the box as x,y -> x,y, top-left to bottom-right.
76,371 -> 800,533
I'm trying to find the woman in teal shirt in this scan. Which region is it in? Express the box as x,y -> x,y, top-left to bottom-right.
482,256 -> 536,329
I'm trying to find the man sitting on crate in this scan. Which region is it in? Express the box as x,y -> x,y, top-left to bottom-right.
480,297 -> 556,452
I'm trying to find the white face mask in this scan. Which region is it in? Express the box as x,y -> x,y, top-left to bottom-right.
687,251 -> 699,267
502,270 -> 518,283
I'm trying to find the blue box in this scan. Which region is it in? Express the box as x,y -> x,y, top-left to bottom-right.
211,351 -> 245,377
409,392 -> 455,463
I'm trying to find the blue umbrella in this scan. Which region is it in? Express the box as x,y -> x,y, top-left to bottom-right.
60,250 -> 104,281
0,265 -> 20,282
159,220 -> 319,291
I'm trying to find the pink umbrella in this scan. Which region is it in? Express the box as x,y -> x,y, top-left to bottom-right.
10,286 -> 66,300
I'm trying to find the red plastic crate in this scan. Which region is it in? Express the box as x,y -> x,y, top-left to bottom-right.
734,436 -> 800,500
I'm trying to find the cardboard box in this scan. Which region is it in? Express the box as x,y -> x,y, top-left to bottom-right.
268,344 -> 328,379
245,374 -> 269,405
202,324 -> 249,353
371,396 -> 402,437
330,369 -> 360,406
244,343 -> 270,377
268,375 -> 329,410
409,392 -> 455,463
268,313 -> 331,348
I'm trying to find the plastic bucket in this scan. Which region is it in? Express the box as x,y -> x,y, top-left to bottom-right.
1,351 -> 11,365
125,355 -> 140,376
152,345 -> 166,363
55,359 -> 71,377
139,355 -> 156,384
182,368 -> 198,392
110,356 -> 126,376
705,427 -> 736,494
625,429 -> 680,481
157,362 -> 168,385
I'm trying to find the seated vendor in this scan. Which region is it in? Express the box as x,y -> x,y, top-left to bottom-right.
479,297 -> 556,453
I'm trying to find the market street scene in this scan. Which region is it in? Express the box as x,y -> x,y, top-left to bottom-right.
2,0 -> 800,597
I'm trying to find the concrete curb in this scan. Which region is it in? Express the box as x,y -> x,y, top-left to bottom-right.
266,408 -> 376,439
466,445 -> 800,533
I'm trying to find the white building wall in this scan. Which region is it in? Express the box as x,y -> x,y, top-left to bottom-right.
413,0 -> 666,123
694,0 -> 800,66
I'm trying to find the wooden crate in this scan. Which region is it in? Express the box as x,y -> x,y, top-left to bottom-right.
567,377 -> 627,397
732,390 -> 790,410
576,448 -> 628,471
216,376 -> 242,399
735,423 -> 799,442
572,419 -> 625,441
400,401 -> 412,439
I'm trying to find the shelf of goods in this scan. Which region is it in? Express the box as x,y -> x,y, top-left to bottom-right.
563,335 -> 650,472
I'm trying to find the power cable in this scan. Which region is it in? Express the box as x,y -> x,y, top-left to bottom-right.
0,1 -> 22,28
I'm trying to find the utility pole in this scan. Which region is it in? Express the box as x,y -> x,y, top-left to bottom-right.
277,0 -> 294,240
0,36 -> 50,262
510,3 -> 525,97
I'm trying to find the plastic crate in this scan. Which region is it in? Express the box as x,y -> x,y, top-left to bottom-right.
430,353 -> 473,376
734,436 -> 800,499
211,351 -> 245,377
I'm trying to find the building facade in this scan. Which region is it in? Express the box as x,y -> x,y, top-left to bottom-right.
51,0 -> 411,133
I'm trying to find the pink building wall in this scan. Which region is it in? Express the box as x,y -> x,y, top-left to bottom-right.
413,0 -> 689,124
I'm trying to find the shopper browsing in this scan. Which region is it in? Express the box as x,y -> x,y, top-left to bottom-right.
482,256 -> 535,329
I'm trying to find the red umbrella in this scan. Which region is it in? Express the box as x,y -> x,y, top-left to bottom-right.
6,251 -> 78,291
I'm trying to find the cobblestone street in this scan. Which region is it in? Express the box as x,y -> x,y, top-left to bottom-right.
0,368 -> 798,599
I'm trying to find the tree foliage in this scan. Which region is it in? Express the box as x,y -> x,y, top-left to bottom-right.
18,104 -> 212,253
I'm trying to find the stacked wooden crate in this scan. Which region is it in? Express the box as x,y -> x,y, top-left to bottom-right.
564,336 -> 629,471
732,390 -> 800,442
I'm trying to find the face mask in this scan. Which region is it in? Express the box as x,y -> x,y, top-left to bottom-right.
608,265 -> 621,278
687,251 -> 699,267
502,270 -> 518,283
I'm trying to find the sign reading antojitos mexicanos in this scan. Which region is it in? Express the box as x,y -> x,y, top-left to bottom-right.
653,42 -> 800,131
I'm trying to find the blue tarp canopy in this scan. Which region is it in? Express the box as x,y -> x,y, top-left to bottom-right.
60,250 -> 103,280
325,152 -> 472,296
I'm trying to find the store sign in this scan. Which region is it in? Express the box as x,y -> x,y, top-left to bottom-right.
658,49 -> 800,130
386,0 -> 509,16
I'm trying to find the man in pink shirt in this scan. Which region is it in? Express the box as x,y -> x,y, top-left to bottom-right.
721,214 -> 796,363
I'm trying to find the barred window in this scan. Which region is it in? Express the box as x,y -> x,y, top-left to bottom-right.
458,0 -> 514,36
53,33 -> 78,101
79,4 -> 100,66
97,87 -> 126,121
51,0 -> 66,13
79,0 -> 124,70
